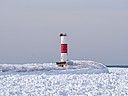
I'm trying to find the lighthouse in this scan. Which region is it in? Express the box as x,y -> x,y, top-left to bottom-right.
56,33 -> 68,67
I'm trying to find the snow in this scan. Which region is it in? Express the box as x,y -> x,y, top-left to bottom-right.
0,61 -> 128,95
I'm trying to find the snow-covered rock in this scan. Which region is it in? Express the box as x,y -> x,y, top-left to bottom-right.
0,60 -> 109,74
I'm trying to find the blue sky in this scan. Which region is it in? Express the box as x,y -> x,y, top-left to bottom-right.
0,0 -> 128,64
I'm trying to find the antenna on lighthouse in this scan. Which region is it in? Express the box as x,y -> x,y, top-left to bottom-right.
56,33 -> 68,67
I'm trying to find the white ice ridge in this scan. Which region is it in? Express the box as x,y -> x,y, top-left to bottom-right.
0,60 -> 109,74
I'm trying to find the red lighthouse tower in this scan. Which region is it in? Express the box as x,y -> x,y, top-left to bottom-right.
56,33 -> 68,67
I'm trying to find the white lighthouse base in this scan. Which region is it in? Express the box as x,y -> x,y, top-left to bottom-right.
56,61 -> 74,67
56,61 -> 67,67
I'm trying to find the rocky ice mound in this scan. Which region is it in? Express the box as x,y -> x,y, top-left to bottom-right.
0,60 -> 109,74
69,60 -> 109,74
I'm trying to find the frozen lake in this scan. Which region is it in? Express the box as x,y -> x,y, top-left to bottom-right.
0,67 -> 128,96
